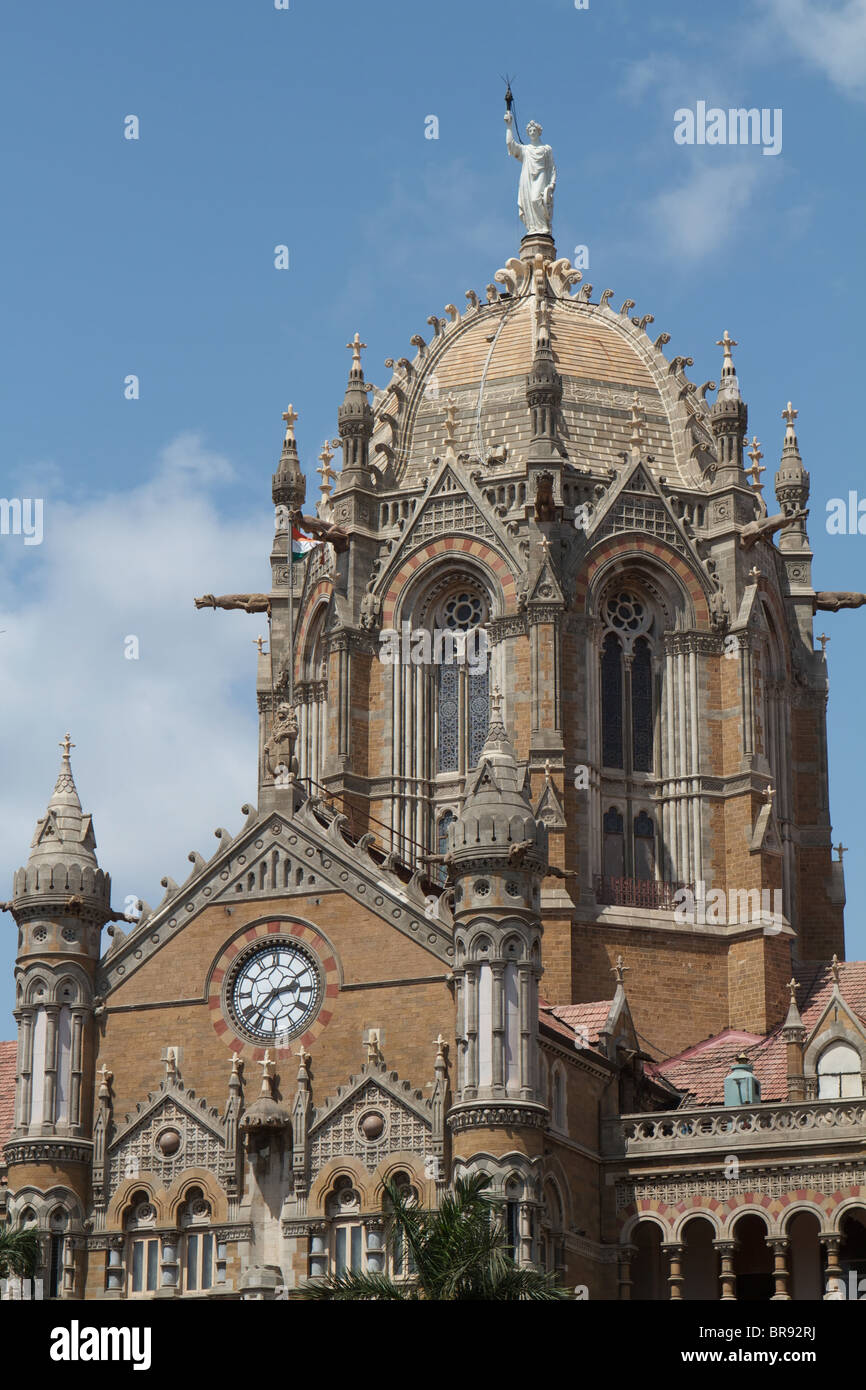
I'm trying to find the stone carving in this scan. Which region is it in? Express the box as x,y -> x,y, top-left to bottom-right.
194,593 -> 271,614
504,113 -> 556,235
292,512 -> 352,554
263,702 -> 299,779
739,508 -> 808,550
309,1073 -> 431,1176
815,592 -> 866,612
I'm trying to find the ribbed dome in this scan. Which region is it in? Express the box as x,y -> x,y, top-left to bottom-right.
449,704 -> 547,866
371,268 -> 713,491
13,737 -> 110,903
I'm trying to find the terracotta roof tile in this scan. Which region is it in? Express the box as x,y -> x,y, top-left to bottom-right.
652,960 -> 866,1105
539,998 -> 613,1053
0,1041 -> 17,1148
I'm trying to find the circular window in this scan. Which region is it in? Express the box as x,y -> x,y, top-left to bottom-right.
474,880 -> 490,897
32,927 -> 48,943
604,589 -> 650,636
225,938 -> 322,1044
443,592 -> 484,631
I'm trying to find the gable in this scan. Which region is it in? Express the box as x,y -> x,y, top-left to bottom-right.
589,461 -> 693,559
309,1066 -> 432,1177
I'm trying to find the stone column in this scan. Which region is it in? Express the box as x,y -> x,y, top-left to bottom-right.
491,963 -> 505,1097
767,1236 -> 791,1300
617,1244 -> 636,1300
819,1234 -> 843,1298
13,1009 -> 33,1131
663,1242 -> 685,1300
105,1239 -> 124,1297
41,1005 -> 59,1132
713,1240 -> 737,1300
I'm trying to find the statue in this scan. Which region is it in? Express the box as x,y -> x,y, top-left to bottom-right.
504,113 -> 556,236
194,593 -> 271,614
815,592 -> 866,612
264,701 -> 299,779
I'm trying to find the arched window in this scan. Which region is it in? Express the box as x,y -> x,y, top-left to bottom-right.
551,1066 -> 565,1131
326,1177 -> 364,1275
817,1042 -> 863,1099
386,1171 -> 419,1280
435,588 -> 489,774
504,1177 -> 522,1261
599,588 -> 655,775
603,807 -> 625,878
634,811 -> 656,881
125,1193 -> 159,1297
180,1188 -> 215,1293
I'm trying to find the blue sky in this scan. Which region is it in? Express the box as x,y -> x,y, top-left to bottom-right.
1,0 -> 866,1033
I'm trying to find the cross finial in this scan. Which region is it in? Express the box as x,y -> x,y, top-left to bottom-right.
610,953 -> 630,984
782,402 -> 798,439
835,842 -> 848,862
347,332 -> 367,369
746,437 -> 766,487
787,977 -> 798,1005
750,565 -> 762,581
830,953 -> 842,985
282,404 -> 299,441
365,1030 -> 381,1065
97,1063 -> 113,1097
491,687 -> 504,721
444,392 -> 458,445
59,733 -> 75,757
817,632 -> 830,655
538,533 -> 551,557
716,329 -> 737,357
764,784 -> 775,804
258,1049 -> 275,1094
544,758 -> 552,786
164,1046 -> 177,1080
253,634 -> 266,655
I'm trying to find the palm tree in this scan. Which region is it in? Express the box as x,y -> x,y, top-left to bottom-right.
300,1173 -> 571,1301
0,1227 -> 39,1280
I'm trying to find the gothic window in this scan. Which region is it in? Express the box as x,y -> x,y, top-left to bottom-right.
601,634 -> 624,768
504,1177 -> 522,1260
327,1178 -> 364,1275
125,1193 -> 159,1297
603,807 -> 625,878
817,1042 -> 863,1099
48,1209 -> 66,1300
436,811 -> 455,885
551,1065 -> 565,1131
434,587 -> 490,774
386,1172 -> 419,1280
634,811 -> 656,881
180,1189 -> 215,1293
599,588 -> 655,775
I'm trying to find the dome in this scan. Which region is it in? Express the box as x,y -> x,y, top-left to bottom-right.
370,252 -> 714,492
449,695 -> 547,868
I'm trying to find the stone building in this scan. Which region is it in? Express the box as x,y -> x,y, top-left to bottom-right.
2,167 -> 866,1301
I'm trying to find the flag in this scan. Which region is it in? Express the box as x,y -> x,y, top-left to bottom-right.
291,524 -> 316,563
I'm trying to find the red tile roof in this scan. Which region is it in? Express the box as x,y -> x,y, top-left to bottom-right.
0,1041 -> 17,1148
538,998 -> 614,1053
651,960 -> 866,1105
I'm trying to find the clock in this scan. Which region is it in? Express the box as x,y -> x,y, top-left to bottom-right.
226,940 -> 322,1043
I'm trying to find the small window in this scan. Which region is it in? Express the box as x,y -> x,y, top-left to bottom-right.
130,1238 -> 159,1295
185,1232 -> 215,1292
817,1042 -> 863,1099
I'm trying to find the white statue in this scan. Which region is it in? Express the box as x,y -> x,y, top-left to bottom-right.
504,113 -> 556,236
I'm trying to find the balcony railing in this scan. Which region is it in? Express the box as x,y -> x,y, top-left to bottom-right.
602,1099 -> 866,1160
593,875 -> 687,910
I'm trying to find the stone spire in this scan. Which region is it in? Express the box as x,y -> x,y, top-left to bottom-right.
272,403 -> 306,513
449,692 -> 546,871
710,330 -> 748,481
525,282 -> 563,459
13,735 -> 109,904
774,402 -> 811,551
335,331 -> 374,487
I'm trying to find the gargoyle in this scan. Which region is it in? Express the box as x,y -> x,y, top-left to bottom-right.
740,508 -> 808,550
544,865 -> 577,881
814,592 -> 866,612
507,839 -> 537,866
295,514 -> 352,554
194,593 -> 271,614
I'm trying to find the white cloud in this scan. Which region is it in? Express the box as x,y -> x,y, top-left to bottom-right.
0,433 -> 273,1027
645,163 -> 765,261
760,0 -> 866,97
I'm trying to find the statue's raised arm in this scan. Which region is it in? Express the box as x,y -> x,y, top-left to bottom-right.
504,112 -> 556,237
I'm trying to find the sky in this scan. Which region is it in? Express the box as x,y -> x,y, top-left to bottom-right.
1,0 -> 866,1034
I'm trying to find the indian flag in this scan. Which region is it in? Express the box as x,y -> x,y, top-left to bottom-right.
291,524 -> 316,563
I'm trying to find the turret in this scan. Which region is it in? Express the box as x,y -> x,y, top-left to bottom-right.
774,401 -> 811,552
335,332 -> 374,487
709,330 -> 748,484
272,403 -> 306,515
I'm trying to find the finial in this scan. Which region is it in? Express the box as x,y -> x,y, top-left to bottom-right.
628,392 -> 645,456
764,784 -> 775,804
164,1047 -> 178,1081
281,404 -> 299,442
610,953 -> 630,985
444,393 -> 458,452
830,953 -> 842,985
746,437 -> 766,488
347,332 -> 367,371
817,632 -> 830,655
364,1030 -> 381,1066
97,1063 -> 113,1099
258,1049 -> 276,1095
229,1054 -> 242,1090
835,842 -> 848,862
296,1045 -> 311,1083
749,565 -> 762,581
716,330 -> 738,364
787,977 -> 798,1005
317,440 -> 336,502
490,687 -> 504,722
59,733 -> 75,758
544,759 -> 552,787
253,634 -> 267,655
782,401 -> 798,443
434,1034 -> 448,1070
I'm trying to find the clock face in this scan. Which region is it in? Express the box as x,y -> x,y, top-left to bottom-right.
228,941 -> 321,1043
